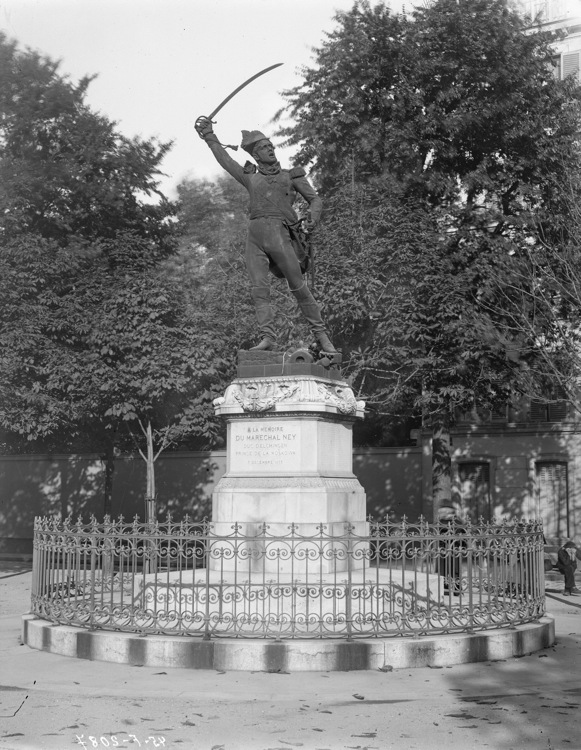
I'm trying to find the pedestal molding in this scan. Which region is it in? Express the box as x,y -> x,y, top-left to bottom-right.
214,375 -> 365,418
215,476 -> 363,490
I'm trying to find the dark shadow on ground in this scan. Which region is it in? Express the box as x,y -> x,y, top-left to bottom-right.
436,607 -> 581,749
0,561 -> 32,577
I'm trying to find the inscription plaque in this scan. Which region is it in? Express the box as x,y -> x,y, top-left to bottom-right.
229,421 -> 301,472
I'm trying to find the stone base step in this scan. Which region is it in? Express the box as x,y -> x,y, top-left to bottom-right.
22,615 -> 555,671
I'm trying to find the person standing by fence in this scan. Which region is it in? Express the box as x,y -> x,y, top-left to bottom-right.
436,505 -> 465,595
557,540 -> 580,596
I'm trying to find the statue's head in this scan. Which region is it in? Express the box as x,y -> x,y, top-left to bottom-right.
241,130 -> 277,165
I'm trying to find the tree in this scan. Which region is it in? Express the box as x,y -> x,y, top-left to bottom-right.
0,33 -> 174,251
0,226 -> 207,515
0,35 -> 205,517
479,167 -> 581,415
276,0 -> 581,515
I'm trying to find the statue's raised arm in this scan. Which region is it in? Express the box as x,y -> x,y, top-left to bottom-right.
195,117 -> 336,355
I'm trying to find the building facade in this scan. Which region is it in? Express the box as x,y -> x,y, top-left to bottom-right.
441,0 -> 581,546
514,0 -> 581,81
443,398 -> 581,545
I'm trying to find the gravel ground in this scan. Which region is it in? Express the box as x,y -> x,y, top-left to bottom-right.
1,561 -> 580,750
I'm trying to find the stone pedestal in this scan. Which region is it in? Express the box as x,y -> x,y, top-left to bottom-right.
211,350 -> 366,574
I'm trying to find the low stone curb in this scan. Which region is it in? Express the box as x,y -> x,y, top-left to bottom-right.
21,615 -> 555,672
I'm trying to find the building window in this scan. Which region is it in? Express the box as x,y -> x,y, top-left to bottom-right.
455,405 -> 508,424
458,462 -> 491,522
563,51 -> 580,80
522,0 -> 579,24
490,405 -> 509,423
536,461 -> 569,539
530,397 -> 568,422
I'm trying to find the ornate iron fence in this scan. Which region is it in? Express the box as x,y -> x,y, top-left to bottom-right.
31,515 -> 546,640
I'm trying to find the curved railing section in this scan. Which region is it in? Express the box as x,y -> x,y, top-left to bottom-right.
30,516 -> 546,639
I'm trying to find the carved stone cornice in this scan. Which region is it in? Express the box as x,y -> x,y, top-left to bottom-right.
213,375 -> 365,419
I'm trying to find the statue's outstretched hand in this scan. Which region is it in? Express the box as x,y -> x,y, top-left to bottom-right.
195,116 -> 214,139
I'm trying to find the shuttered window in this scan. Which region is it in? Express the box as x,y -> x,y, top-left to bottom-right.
548,400 -> 568,421
530,400 -> 548,421
536,462 -> 569,540
530,399 -> 568,422
563,52 -> 580,80
459,462 -> 491,522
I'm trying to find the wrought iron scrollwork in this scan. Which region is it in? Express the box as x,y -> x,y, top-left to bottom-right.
30,516 -> 546,640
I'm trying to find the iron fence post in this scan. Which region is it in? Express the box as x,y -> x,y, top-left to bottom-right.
466,533 -> 475,633
31,519 -> 40,605
204,522 -> 211,641
89,532 -> 97,630
346,523 -> 353,641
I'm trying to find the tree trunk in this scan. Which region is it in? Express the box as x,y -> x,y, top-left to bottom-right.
59,461 -> 70,521
103,443 -> 115,518
432,410 -> 452,521
145,420 -> 156,525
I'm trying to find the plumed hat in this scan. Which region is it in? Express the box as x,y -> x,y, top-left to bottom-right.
241,129 -> 269,154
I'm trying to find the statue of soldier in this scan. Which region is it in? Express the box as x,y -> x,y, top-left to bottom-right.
194,115 -> 337,354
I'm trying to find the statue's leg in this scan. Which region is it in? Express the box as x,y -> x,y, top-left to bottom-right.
289,282 -> 338,354
246,221 -> 276,348
267,222 -> 338,355
250,285 -> 276,347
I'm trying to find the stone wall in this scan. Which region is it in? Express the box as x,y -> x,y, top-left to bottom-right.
0,448 -> 423,556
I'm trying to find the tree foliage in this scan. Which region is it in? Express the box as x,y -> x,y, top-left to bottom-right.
480,167 -> 581,412
0,35 -> 210,512
0,34 -> 174,250
279,0 -> 580,202
277,0 -> 581,508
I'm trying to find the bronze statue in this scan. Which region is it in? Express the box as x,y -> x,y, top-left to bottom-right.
194,116 -> 337,355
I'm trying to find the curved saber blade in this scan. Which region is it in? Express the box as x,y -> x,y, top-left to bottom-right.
208,63 -> 284,121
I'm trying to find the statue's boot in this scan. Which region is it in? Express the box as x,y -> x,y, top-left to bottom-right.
250,336 -> 276,351
250,285 -> 277,350
291,282 -> 338,355
314,331 -> 338,355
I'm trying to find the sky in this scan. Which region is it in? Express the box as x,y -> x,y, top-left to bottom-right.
0,0 -> 411,198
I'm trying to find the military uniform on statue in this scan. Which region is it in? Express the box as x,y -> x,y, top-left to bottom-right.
194,115 -> 337,355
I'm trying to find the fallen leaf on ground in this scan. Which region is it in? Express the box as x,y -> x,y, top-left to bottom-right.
445,713 -> 479,720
